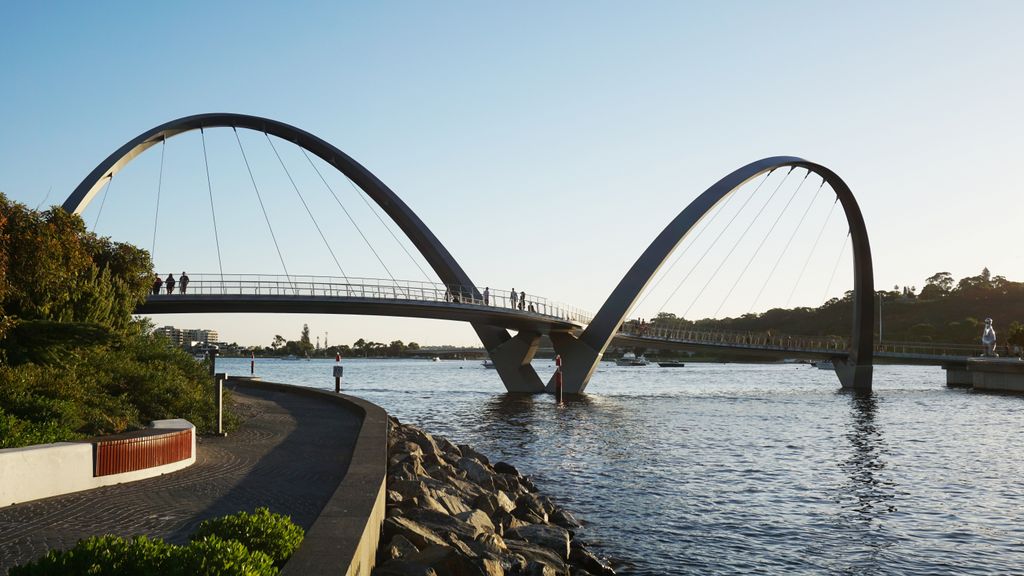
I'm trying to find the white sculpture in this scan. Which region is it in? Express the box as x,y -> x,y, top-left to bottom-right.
982,318 -> 997,357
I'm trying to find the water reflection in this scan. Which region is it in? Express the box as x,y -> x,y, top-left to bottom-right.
835,390 -> 899,569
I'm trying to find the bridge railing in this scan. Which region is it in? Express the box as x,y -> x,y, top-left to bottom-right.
617,324 -> 850,352
152,274 -> 593,324
875,341 -> 982,358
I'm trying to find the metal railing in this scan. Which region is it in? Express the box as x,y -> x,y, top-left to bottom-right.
149,273 -> 594,324
618,324 -> 850,353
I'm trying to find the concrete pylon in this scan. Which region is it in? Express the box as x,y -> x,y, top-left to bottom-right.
833,357 -> 873,392
546,332 -> 603,395
485,330 -> 545,393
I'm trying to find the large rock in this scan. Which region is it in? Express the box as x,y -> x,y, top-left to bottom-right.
504,539 -> 568,575
458,456 -> 496,486
404,544 -> 488,576
435,492 -> 472,516
385,534 -> 420,560
435,435 -> 463,458
458,444 -> 491,465
493,461 -> 519,476
405,426 -> 445,458
550,508 -> 582,529
456,509 -> 496,535
471,533 -> 508,556
384,517 -> 448,550
569,541 -> 615,576
372,559 -> 438,576
476,491 -> 515,518
506,524 -> 571,559
392,480 -> 430,501
405,507 -> 483,541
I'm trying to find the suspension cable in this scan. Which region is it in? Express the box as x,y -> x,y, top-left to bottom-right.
90,179 -> 112,233
341,175 -> 434,283
201,128 -> 225,286
265,133 -> 348,280
657,170 -> 775,316
299,148 -> 408,290
749,178 -> 825,312
151,137 -> 166,259
712,169 -> 811,317
233,127 -> 293,286
34,186 -> 52,211
633,182 -> 741,313
823,231 -> 851,303
682,168 -> 794,320
786,194 -> 840,306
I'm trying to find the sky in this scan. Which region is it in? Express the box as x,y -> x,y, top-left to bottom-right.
1,1 -> 1021,347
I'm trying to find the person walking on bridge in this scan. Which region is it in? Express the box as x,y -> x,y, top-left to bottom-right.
510,288 -> 517,309
519,290 -> 526,311
165,273 -> 175,294
179,271 -> 190,294
151,274 -> 163,295
483,287 -> 490,306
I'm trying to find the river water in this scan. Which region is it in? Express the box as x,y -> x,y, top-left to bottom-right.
218,357 -> 1024,575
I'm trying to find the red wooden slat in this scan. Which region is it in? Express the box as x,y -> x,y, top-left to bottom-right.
94,429 -> 192,476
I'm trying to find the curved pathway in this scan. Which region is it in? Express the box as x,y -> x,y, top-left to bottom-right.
0,384 -> 360,572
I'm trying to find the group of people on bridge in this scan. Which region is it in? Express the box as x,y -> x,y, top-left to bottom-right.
151,272 -> 189,295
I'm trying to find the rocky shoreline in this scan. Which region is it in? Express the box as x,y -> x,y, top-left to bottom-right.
374,416 -> 616,576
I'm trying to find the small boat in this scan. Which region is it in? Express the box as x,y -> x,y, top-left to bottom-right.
658,361 -> 686,368
616,352 -> 649,366
482,360 -> 496,369
813,360 -> 834,370
432,357 -> 441,362
282,354 -> 301,361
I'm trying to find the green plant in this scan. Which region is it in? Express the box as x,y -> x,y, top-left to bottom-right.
166,535 -> 277,576
190,507 -> 305,567
7,534 -> 172,576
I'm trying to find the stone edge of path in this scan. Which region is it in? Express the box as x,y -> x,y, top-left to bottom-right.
227,378 -> 388,576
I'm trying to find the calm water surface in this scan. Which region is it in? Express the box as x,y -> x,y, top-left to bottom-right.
219,357 -> 1024,575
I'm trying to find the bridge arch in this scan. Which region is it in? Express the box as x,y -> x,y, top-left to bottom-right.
554,156 -> 874,393
63,113 -> 545,392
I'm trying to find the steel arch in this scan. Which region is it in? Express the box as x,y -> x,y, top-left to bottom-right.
556,156 -> 874,393
63,113 -> 545,391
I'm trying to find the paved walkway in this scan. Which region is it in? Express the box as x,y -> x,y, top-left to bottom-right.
0,384 -> 361,573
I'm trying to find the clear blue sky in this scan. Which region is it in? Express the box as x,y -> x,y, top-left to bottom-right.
2,1 -> 1021,347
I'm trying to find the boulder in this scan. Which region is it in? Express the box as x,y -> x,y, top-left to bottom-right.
405,426 -> 444,457
385,534 -> 420,560
383,517 -> 447,550
419,492 -> 451,515
550,509 -> 582,529
515,494 -> 550,519
404,507 -> 483,541
371,559 -> 438,576
476,491 -> 515,518
387,490 -> 404,505
471,533 -> 508,556
404,544 -> 488,576
435,492 -> 472,516
393,440 -> 425,458
493,461 -> 520,476
524,561 -> 558,576
392,480 -> 430,501
458,444 -> 491,465
435,435 -> 463,458
569,542 -> 615,575
458,457 -> 496,486
506,524 -> 571,559
512,507 -> 547,525
505,540 -> 568,575
390,458 -> 429,482
456,509 -> 496,535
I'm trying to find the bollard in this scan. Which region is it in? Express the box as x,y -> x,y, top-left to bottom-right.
215,372 -> 225,436
333,364 -> 344,393
555,354 -> 563,404
250,351 -> 255,375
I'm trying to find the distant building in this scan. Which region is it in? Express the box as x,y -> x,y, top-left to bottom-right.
154,325 -> 219,348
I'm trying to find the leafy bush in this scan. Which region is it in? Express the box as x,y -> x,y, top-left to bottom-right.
7,534 -> 173,576
166,536 -> 276,576
191,507 -> 305,567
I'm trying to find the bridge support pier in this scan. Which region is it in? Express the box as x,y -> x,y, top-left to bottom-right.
546,333 -> 603,395
833,358 -> 872,392
485,330 -> 545,393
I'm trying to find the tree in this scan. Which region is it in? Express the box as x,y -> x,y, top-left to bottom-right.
407,342 -> 420,350
388,340 -> 405,356
299,324 -> 313,355
271,335 -> 286,350
925,271 -> 954,293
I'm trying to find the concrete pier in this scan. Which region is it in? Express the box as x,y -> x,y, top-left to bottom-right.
944,358 -> 1024,392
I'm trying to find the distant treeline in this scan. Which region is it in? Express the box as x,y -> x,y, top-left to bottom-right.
645,268 -> 1024,348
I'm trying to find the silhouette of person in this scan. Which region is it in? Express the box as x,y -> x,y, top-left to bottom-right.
982,318 -> 997,356
483,287 -> 490,306
519,290 -> 526,311
152,274 -> 163,295
165,273 -> 176,294
179,271 -> 190,294
510,288 -> 517,309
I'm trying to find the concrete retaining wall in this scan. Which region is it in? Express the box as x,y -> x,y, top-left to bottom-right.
0,420 -> 195,508
227,379 -> 388,576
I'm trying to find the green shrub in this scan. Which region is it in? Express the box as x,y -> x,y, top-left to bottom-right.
7,534 -> 172,576
0,407 -> 81,449
191,507 -> 305,567
166,535 -> 277,576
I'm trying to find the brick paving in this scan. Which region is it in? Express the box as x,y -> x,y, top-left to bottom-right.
0,384 -> 360,573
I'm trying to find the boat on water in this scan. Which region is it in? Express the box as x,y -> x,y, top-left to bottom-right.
282,354 -> 301,361
482,360 -> 496,369
658,361 -> 686,368
432,357 -> 441,362
616,352 -> 649,366
813,360 -> 834,370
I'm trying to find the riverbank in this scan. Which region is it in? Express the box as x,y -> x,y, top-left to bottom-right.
377,417 -> 615,576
